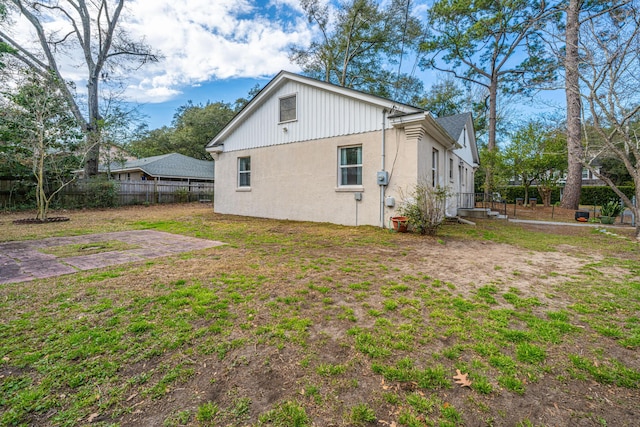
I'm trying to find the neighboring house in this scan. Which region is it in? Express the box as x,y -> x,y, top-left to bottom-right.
509,166 -> 604,187
579,165 -> 605,186
98,153 -> 214,183
205,71 -> 479,227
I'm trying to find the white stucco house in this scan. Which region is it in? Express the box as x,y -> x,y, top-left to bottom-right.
206,71 -> 479,228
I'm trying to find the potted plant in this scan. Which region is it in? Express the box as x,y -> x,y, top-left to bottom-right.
390,216 -> 409,232
599,201 -> 623,224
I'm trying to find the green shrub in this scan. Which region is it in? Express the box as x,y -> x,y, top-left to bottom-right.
399,183 -> 450,235
580,186 -> 634,206
174,187 -> 190,203
500,186 -> 561,204
84,178 -> 119,208
600,201 -> 624,217
499,185 -> 635,206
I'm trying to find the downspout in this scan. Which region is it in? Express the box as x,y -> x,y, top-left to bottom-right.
380,109 -> 387,228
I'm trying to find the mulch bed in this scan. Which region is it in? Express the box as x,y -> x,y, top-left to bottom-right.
12,217 -> 70,225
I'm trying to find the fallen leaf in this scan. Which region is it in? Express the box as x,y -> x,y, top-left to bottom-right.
87,413 -> 99,423
453,369 -> 472,388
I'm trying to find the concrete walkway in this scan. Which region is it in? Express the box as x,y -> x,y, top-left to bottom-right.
0,230 -> 224,285
509,219 -> 603,227
509,218 -> 632,227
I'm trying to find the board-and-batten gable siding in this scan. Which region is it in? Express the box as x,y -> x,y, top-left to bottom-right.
452,125 -> 474,166
221,80 -> 388,152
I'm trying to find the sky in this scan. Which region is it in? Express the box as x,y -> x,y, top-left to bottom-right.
5,0 -> 561,131
122,0 -> 314,128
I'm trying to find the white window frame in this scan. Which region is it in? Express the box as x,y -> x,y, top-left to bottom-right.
238,156 -> 251,189
338,145 -> 363,188
432,148 -> 439,187
279,94 -> 297,123
449,157 -> 454,181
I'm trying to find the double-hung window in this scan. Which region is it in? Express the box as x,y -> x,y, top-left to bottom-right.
449,158 -> 454,180
279,94 -> 297,122
238,157 -> 251,188
339,146 -> 362,186
432,148 -> 439,187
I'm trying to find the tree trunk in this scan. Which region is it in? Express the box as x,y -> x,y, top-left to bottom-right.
37,143 -> 45,220
635,186 -> 640,241
484,76 -> 498,197
538,186 -> 552,206
84,75 -> 101,177
561,0 -> 583,210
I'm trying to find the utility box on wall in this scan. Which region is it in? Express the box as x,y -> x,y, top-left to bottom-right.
377,171 -> 389,186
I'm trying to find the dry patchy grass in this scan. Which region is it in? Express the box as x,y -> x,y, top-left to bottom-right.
1,203 -> 639,427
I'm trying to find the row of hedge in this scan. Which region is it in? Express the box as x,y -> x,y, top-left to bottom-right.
498,186 -> 636,206
500,187 -> 562,204
578,186 -> 636,205
1,180 -> 120,211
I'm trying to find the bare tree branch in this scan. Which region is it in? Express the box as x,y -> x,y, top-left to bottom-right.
2,0 -> 159,177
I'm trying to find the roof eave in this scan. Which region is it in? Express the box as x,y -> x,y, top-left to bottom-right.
390,112 -> 460,148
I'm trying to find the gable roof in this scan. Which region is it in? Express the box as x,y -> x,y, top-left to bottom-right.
207,70 -> 424,149
434,113 -> 471,141
104,153 -> 214,180
435,112 -> 480,165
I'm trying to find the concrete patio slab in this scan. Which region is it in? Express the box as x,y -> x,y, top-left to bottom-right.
0,230 -> 224,284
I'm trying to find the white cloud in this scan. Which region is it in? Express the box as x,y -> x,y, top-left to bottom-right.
4,0 -> 312,104
122,0 -> 313,103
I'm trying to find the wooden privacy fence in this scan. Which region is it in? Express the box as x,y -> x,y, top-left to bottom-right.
1,179 -> 214,209
62,179 -> 214,207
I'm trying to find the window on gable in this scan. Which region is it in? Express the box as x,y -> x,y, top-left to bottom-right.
339,146 -> 362,186
238,157 -> 251,187
279,94 -> 297,122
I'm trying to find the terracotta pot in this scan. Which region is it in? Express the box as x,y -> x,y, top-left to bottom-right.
391,216 -> 409,232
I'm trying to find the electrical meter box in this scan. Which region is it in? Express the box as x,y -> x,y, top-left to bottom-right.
377,171 -> 389,186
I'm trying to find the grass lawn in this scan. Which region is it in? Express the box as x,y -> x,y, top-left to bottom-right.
1,203 -> 639,427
